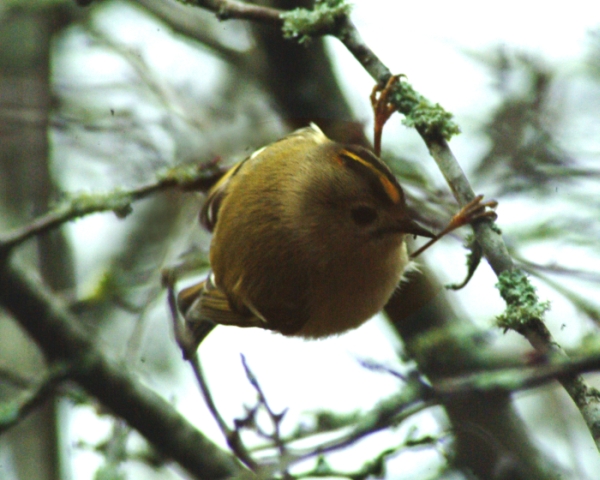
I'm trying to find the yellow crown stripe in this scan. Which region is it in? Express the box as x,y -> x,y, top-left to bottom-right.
339,149 -> 401,204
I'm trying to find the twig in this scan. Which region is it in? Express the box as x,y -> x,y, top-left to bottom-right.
517,256 -> 600,284
434,351 -> 600,398
356,357 -> 409,382
183,0 -> 282,23
163,271 -> 257,468
247,409 -> 360,454
286,398 -> 433,466
240,355 -> 287,457
188,353 -> 258,470
290,434 -> 441,479
242,367 -> 435,468
252,345 -> 600,470
0,161 -> 223,253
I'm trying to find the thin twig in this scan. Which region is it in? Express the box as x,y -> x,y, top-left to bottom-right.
163,271 -> 257,469
256,347 -> 600,469
285,399 -> 433,466
185,0 -> 282,23
517,256 -> 600,284
240,355 -> 287,457
188,353 -> 259,470
290,434 -> 442,479
434,352 -> 600,398
0,161 -> 223,253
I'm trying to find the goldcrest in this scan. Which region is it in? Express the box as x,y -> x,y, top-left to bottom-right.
175,123 -> 433,357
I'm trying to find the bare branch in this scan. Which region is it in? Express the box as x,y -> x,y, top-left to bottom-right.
181,0 -> 282,24
286,397 -> 433,465
240,354 -> 287,470
189,353 -> 259,470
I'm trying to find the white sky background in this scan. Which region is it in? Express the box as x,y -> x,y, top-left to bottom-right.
50,0 -> 600,479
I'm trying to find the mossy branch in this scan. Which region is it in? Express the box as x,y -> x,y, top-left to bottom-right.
281,0 -> 351,44
0,161 -> 223,253
496,270 -> 551,331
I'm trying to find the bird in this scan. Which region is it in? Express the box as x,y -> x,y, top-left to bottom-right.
169,123 -> 434,358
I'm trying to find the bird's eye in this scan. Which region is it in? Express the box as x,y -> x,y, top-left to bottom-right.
351,206 -> 378,226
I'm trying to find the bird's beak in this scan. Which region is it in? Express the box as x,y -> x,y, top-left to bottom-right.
395,218 -> 435,238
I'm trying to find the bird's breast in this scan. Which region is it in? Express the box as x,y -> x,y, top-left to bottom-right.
294,236 -> 409,339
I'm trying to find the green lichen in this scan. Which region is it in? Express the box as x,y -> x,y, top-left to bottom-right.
59,191 -> 134,219
156,163 -> 204,184
281,0 -> 352,44
392,80 -> 461,140
495,270 -> 550,331
0,401 -> 19,426
94,465 -> 126,480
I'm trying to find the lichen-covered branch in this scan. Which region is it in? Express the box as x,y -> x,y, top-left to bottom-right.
496,270 -> 600,448
0,161 -> 223,253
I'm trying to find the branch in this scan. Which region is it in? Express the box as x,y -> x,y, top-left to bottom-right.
182,0 -> 282,23
189,354 -> 258,470
243,345 -> 600,473
0,161 -> 223,253
135,0 -> 248,66
286,396 -> 433,465
434,352 -> 600,398
240,354 -> 287,457
317,21 -> 589,435
288,350 -> 600,469
290,438 -> 441,480
0,261 -> 244,479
